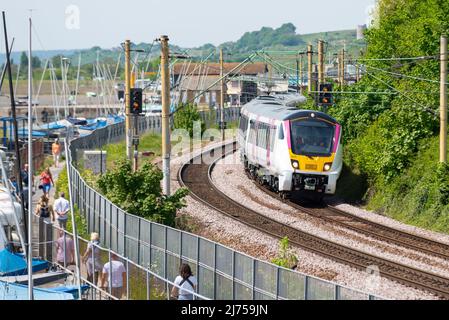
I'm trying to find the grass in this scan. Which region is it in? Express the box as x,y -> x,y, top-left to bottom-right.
99,133 -> 163,170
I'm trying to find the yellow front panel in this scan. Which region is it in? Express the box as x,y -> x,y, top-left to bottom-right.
289,151 -> 336,172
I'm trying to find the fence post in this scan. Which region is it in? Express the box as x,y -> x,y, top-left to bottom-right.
109,203 -> 112,249
335,285 -> 340,300
213,243 -> 217,300
275,267 -> 280,300
137,218 -> 141,265
164,227 -> 168,298
304,276 -> 309,300
196,236 -> 200,294
252,259 -> 256,300
126,260 -> 130,300
123,213 -> 127,257
146,270 -> 150,300
232,251 -> 235,300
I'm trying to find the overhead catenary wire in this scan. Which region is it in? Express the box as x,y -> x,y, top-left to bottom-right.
356,63 -> 438,116
362,64 -> 448,85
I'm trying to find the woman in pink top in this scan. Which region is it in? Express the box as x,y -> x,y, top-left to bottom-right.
55,230 -> 75,267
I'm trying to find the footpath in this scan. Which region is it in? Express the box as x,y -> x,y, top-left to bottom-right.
31,162 -> 65,257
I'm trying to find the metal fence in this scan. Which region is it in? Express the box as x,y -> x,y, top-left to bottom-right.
33,215 -> 207,300
65,109 -> 380,300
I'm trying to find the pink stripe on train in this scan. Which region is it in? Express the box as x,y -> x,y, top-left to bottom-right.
332,124 -> 341,153
284,121 -> 291,149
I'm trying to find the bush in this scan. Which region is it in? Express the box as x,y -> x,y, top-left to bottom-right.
271,237 -> 298,269
173,103 -> 205,138
97,159 -> 188,227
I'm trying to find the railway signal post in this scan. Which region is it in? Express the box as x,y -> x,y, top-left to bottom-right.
441,34 -> 448,163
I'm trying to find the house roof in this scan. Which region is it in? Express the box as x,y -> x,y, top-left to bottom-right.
176,75 -> 222,91
173,62 -> 267,76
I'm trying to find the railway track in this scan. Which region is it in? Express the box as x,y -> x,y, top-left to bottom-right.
247,171 -> 449,261
178,142 -> 449,299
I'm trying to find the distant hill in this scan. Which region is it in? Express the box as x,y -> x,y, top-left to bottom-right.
0,23 -> 365,70
0,49 -> 76,66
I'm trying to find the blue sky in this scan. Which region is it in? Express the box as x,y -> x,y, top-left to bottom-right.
1,0 -> 376,51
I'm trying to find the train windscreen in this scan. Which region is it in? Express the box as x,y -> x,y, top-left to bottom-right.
290,119 -> 334,156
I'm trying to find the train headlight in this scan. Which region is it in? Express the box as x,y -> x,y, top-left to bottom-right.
323,163 -> 332,171
291,160 -> 299,169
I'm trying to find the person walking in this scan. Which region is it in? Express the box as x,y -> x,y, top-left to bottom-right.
55,230 -> 75,267
52,139 -> 62,168
100,253 -> 127,299
171,263 -> 197,300
53,192 -> 70,229
82,232 -> 102,286
35,195 -> 54,223
39,167 -> 54,197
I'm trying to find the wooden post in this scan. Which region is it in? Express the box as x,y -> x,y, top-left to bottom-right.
160,35 -> 171,195
440,35 -> 448,163
125,40 -> 132,160
307,44 -> 313,93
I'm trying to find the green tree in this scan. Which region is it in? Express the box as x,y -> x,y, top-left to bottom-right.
173,103 -> 206,137
97,159 -> 188,227
32,56 -> 41,69
20,51 -> 28,69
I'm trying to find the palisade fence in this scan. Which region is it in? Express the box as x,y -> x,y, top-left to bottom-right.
67,108 -> 380,300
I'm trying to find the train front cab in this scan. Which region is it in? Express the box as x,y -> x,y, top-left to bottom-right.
282,114 -> 342,196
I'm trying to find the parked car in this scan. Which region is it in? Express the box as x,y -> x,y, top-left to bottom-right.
15,96 -> 39,106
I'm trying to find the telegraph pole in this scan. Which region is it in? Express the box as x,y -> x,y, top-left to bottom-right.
318,40 -> 324,86
124,40 -> 132,160
220,48 -> 225,141
161,35 -> 171,196
296,57 -> 299,93
299,53 -> 303,95
307,44 -> 313,93
440,35 -> 448,163
341,49 -> 345,88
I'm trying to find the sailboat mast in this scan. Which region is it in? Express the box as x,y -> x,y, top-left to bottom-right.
2,11 -> 29,252
74,53 -> 81,118
27,16 -> 34,301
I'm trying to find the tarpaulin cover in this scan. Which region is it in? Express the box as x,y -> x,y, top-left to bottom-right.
0,249 -> 49,276
0,281 -> 74,300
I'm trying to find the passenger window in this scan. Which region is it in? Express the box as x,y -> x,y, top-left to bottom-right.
278,124 -> 284,140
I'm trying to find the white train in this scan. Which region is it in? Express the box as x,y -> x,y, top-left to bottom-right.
238,94 -> 343,200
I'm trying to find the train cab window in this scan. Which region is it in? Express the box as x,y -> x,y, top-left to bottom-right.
290,119 -> 334,156
239,115 -> 248,135
269,126 -> 276,151
257,123 -> 268,149
249,120 -> 257,144
278,124 -> 284,140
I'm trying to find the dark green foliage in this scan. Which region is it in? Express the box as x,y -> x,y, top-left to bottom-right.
329,0 -> 447,182
326,0 -> 449,234
368,137 -> 449,234
97,159 -> 188,227
436,163 -> 449,206
173,103 -> 205,137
